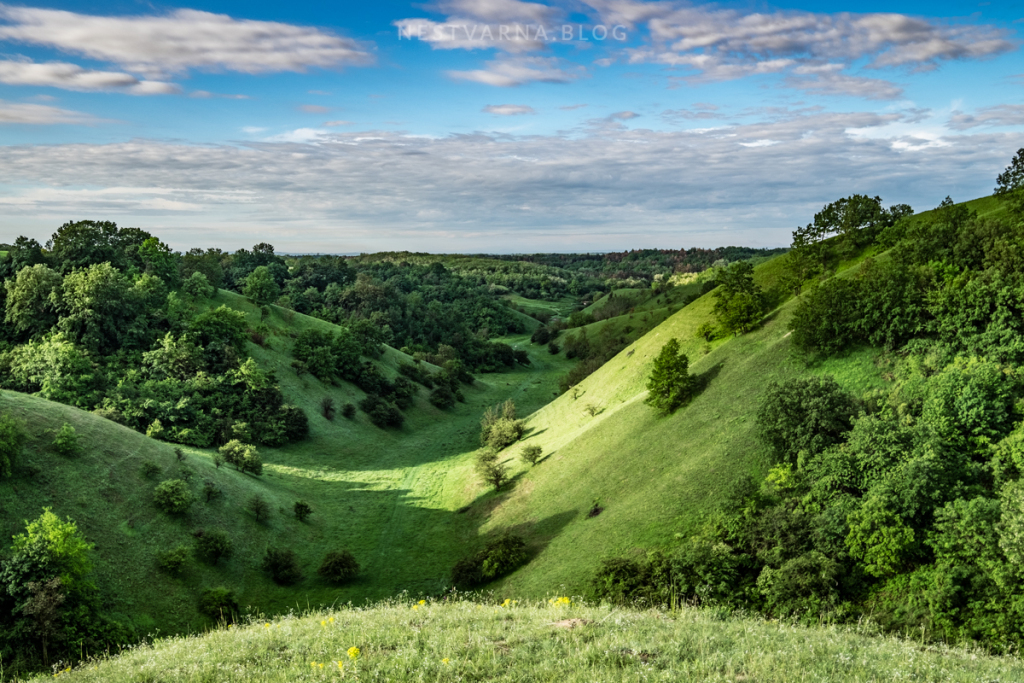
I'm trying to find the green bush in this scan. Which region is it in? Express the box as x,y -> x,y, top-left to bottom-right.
153,479 -> 194,515
198,587 -> 239,622
341,402 -> 356,419
644,338 -> 694,414
141,461 -> 161,479
429,384 -> 456,409
451,535 -> 528,588
476,449 -> 509,490
359,395 -> 404,429
547,341 -> 560,354
202,480 -> 222,502
156,545 -> 191,574
218,440 -> 262,475
294,501 -> 313,522
52,423 -> 80,458
0,413 -> 27,479
195,529 -> 233,565
317,550 -> 359,584
485,419 -> 524,450
261,547 -> 302,585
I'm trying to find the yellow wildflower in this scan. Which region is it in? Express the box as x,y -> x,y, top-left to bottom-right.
348,646 -> 360,660
329,616 -> 335,623
418,599 -> 426,605
321,620 -> 327,626
442,658 -> 450,665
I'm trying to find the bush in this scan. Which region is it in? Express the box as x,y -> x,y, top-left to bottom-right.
153,479 -> 194,515
476,450 -> 509,490
198,587 -> 239,622
218,440 -> 262,475
756,376 -> 857,466
341,402 -> 356,419
359,395 -> 404,429
261,547 -> 302,585
318,550 -> 359,584
531,326 -> 551,345
174,447 -> 186,462
52,423 -> 80,458
156,545 -> 191,574
521,444 -> 543,466
547,341 -> 560,354
294,501 -> 313,522
320,396 -> 335,420
429,384 -> 456,409
141,461 -> 161,479
194,529 -> 232,565
0,413 -> 27,479
451,535 -> 528,588
247,495 -> 270,522
486,419 -> 525,451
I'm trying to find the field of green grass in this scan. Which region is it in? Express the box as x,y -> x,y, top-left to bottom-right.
21,598 -> 1024,682
0,290 -> 575,637
504,293 -> 577,319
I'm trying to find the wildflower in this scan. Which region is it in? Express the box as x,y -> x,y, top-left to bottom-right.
418,599 -> 426,606
442,658 -> 450,665
264,623 -> 270,628
501,598 -> 511,608
311,661 -> 317,668
329,616 -> 335,623
412,605 -> 419,611
321,620 -> 327,626
348,646 -> 360,660
338,661 -> 344,671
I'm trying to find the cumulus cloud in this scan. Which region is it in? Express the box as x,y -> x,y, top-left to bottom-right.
0,99 -> 103,124
0,5 -> 373,78
448,55 -> 580,86
0,58 -> 178,94
2,108 -> 1017,251
483,103 -> 536,115
948,105 -> 1024,131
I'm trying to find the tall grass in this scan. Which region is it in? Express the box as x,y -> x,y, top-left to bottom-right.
16,598 -> 1024,682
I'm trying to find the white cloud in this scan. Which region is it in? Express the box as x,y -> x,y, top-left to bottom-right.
0,99 -> 102,124
483,104 -> 536,115
608,110 -> 639,120
299,104 -> 331,114
948,105 -> 1024,130
323,120 -> 354,127
448,55 -> 580,86
2,108 -> 1019,252
0,58 -> 178,94
242,126 -> 267,134
0,5 -> 373,78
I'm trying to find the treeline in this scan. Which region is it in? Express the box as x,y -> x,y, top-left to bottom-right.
0,223 -> 307,448
595,153 -> 1024,652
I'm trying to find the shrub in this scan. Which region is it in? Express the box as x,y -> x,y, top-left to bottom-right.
429,384 -> 456,409
141,461 -> 161,479
476,449 -> 510,490
644,338 -> 694,414
294,501 -> 313,522
318,550 -> 359,584
359,395 -> 404,429
320,396 -> 336,420
198,587 -> 239,622
174,447 -> 186,462
247,495 -> 270,522
547,341 -> 560,354
521,444 -> 543,466
153,479 -> 194,515
531,327 -> 551,345
218,440 -> 262,475
261,547 -> 302,585
695,321 -> 717,342
202,480 -> 222,502
485,419 -> 525,451
155,545 -> 191,574
178,466 -> 195,482
52,423 -> 80,458
756,376 -> 857,466
451,535 -> 528,588
0,414 -> 27,479
341,403 -> 356,419
194,529 -> 232,564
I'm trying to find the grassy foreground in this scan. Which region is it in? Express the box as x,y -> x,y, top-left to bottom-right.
16,599 -> 1024,682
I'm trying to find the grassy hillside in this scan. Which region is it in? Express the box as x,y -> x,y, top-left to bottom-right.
22,599 -> 1024,682
0,290 -> 575,639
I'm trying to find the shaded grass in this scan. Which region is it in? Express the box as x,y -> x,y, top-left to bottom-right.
20,599 -> 1024,683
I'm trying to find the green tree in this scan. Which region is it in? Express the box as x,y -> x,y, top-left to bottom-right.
294,501 -> 313,522
4,264 -> 62,339
218,440 -> 262,475
644,338 -> 694,414
195,530 -> 232,564
995,147 -> 1024,216
756,376 -> 857,466
243,265 -> 280,307
318,550 -> 359,583
0,414 -> 27,479
153,479 -> 195,515
712,261 -> 767,335
52,423 -> 80,458
12,508 -> 94,592
52,262 -> 140,354
247,495 -> 270,522
521,444 -> 543,466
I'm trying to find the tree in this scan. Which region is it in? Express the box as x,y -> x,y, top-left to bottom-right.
153,479 -> 195,515
813,195 -> 888,257
247,495 -> 270,522
644,338 -> 694,414
195,530 -> 232,564
11,508 -> 94,592
0,414 -> 26,479
52,262 -> 140,354
202,480 -> 222,502
218,440 -> 262,475
261,547 -> 302,585
20,577 -> 65,666
995,147 -> 1024,216
243,265 -> 280,307
712,261 -> 767,335
756,376 -> 857,467
476,449 -> 509,490
52,423 -> 79,458
4,263 -> 62,339
521,444 -> 543,466
198,587 -> 238,622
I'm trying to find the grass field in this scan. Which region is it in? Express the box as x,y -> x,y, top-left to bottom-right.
504,294 -> 577,319
19,598 -> 1024,682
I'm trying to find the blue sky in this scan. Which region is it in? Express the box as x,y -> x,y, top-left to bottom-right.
0,0 -> 1022,253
